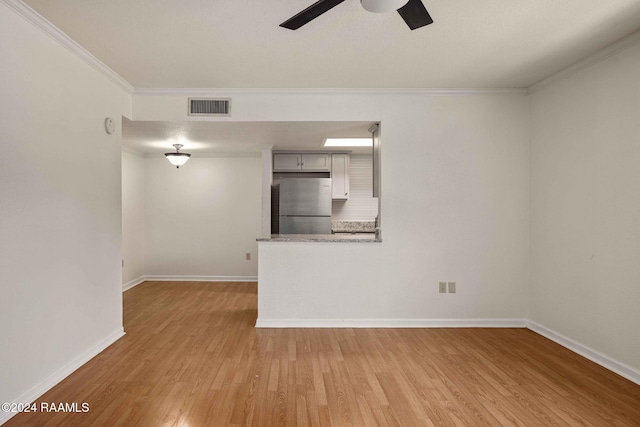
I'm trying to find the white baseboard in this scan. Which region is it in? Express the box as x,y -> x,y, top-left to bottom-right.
121,275 -> 257,292
527,321 -> 640,385
0,328 -> 125,426
144,275 -> 258,282
255,318 -> 528,328
122,276 -> 145,292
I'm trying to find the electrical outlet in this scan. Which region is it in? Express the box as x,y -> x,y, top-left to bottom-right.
448,282 -> 456,293
439,282 -> 447,293
245,252 -> 251,261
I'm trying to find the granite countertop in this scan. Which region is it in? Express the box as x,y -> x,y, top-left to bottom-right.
257,233 -> 381,243
331,220 -> 376,233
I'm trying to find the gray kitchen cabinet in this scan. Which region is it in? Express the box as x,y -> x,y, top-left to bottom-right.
273,153 -> 331,172
301,154 -> 330,171
331,153 -> 349,200
273,154 -> 301,171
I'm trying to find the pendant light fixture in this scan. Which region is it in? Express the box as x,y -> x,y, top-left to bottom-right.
164,143 -> 191,168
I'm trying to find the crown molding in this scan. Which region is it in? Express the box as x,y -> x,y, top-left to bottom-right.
528,29 -> 640,93
133,87 -> 528,97
2,0 -> 134,95
10,0 -> 639,99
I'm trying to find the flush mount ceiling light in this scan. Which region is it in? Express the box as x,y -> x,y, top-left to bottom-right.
164,143 -> 191,168
323,138 -> 373,147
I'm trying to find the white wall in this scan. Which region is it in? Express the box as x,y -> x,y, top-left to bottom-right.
529,43 -> 640,371
3,0 -> 636,413
122,150 -> 145,287
134,91 -> 530,323
143,155 -> 262,279
0,2 -> 131,411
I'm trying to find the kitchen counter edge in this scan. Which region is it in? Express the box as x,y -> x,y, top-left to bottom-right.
257,234 -> 382,243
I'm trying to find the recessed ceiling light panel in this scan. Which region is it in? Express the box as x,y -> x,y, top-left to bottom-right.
323,138 -> 372,147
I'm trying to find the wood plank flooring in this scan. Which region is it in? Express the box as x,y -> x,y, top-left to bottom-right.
5,281 -> 640,426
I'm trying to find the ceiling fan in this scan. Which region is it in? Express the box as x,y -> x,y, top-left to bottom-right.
280,0 -> 433,31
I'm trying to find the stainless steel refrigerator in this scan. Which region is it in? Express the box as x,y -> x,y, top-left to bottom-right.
279,178 -> 332,234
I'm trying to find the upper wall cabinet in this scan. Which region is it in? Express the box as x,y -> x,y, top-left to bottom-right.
301,154 -> 331,171
273,153 -> 331,172
331,154 -> 350,200
273,154 -> 301,171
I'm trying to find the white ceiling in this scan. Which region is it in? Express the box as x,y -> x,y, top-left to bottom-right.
22,0 -> 640,154
122,120 -> 374,155
23,0 -> 640,89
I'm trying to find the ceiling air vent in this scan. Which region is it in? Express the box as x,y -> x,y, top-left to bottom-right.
188,98 -> 231,116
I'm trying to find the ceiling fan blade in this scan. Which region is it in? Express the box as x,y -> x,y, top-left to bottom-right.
280,0 -> 347,30
397,0 -> 433,30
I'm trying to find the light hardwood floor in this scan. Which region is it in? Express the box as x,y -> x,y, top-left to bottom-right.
5,282 -> 640,426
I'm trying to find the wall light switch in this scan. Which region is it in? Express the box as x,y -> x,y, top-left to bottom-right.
448,282 -> 456,293
439,282 -> 447,293
245,252 -> 251,261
